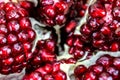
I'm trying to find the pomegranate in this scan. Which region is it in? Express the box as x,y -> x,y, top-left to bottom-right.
0,0 -> 120,80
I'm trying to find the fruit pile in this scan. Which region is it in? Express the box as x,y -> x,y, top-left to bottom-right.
0,0 -> 120,80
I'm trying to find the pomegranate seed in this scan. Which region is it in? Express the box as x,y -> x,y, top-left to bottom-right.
89,64 -> 104,75
113,57 -> 120,70
98,72 -> 113,80
107,66 -> 119,79
53,70 -> 67,80
110,42 -> 119,51
7,20 -> 20,32
96,55 -> 112,67
74,65 -> 87,77
82,71 -> 97,80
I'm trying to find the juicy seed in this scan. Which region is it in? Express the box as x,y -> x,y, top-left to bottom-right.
98,72 -> 113,80
53,70 -> 67,80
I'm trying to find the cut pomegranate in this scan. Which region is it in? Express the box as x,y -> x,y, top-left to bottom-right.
0,0 -> 120,80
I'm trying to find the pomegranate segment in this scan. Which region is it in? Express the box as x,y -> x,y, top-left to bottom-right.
0,1 -> 36,75
59,0 -> 120,61
26,30 -> 58,72
35,0 -> 72,26
23,62 -> 67,80
74,55 -> 120,80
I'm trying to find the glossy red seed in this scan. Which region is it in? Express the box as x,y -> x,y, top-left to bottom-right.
0,2 -> 5,10
98,72 -> 113,80
12,43 -> 23,56
0,24 -> 7,34
66,35 -> 74,46
19,17 -> 31,29
107,66 -> 119,79
25,52 -> 33,60
23,72 -> 43,80
73,37 -> 83,48
88,18 -> 99,31
116,0 -> 120,6
53,70 -> 67,80
52,62 -> 60,73
89,64 -> 103,75
78,9 -> 85,17
113,7 -> 120,19
6,10 -> 20,20
18,8 -> 29,17
19,1 -> 34,12
110,42 -> 119,51
23,42 -> 32,53
101,26 -> 111,36
18,31 -> 28,43
45,40 -> 55,52
0,34 -> 7,45
15,54 -> 25,64
27,29 -> 36,42
93,39 -> 104,48
4,2 -> 16,12
39,49 -> 56,62
66,58 -> 77,64
44,64 -> 53,74
80,24 -> 91,35
100,45 -> 109,51
96,55 -> 112,67
92,32 -> 102,40
2,58 -> 14,66
74,65 -> 87,77
0,46 -> 11,59
110,20 -> 119,30
31,56 -> 42,66
55,1 -> 69,14
36,68 -> 47,76
89,3 -> 106,18
45,19 -> 55,26
65,20 -> 76,33
74,49 -> 84,59
43,6 -> 56,19
7,34 -> 17,44
82,71 -> 97,80
0,16 -> 6,24
0,9 -> 5,16
44,75 -> 54,80
7,20 -> 20,32
55,14 -> 66,25
113,57 -> 120,70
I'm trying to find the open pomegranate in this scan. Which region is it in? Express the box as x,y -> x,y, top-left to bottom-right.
0,0 -> 120,80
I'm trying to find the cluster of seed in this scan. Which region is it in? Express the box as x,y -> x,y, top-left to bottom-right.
0,2 -> 36,74
74,54 -> 120,80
